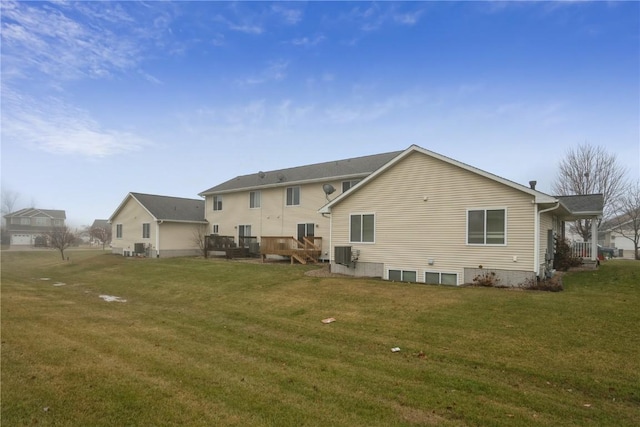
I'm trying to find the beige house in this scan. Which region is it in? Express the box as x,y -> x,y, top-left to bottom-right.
320,145 -> 603,286
199,151 -> 401,261
109,192 -> 207,258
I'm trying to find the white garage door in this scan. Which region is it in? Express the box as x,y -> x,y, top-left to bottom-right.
12,234 -> 32,245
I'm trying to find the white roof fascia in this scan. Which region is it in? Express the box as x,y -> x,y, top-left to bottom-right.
108,193 -> 158,223
319,145 -> 558,213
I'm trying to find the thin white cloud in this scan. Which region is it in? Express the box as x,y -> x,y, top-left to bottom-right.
1,88 -> 149,157
238,60 -> 289,85
271,4 -> 303,25
290,34 -> 326,47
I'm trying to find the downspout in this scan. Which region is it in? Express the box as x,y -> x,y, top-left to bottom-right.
534,202 -> 560,276
156,220 -> 163,258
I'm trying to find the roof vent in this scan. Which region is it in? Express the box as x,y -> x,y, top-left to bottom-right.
258,171 -> 265,179
529,180 -> 537,190
277,173 -> 285,182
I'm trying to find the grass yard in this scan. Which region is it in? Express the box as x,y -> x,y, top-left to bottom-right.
1,250 -> 639,426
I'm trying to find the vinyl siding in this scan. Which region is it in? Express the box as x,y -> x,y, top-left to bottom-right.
205,181 -> 343,258
330,151 -> 538,282
158,222 -> 206,253
111,197 -> 155,254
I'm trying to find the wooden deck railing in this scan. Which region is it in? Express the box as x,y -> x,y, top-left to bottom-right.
260,236 -> 322,264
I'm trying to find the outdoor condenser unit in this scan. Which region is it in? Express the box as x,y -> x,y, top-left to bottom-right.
335,246 -> 352,267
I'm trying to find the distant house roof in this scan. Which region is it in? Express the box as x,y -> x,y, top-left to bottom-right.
3,208 -> 66,219
91,219 -> 109,229
109,193 -> 207,223
199,150 -> 403,195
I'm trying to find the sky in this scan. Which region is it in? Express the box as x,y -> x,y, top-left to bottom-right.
1,1 -> 638,228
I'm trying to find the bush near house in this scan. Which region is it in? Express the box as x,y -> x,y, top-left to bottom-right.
1,252 -> 639,426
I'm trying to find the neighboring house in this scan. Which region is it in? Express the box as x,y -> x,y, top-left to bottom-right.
109,193 -> 207,258
199,150 -> 401,261
319,145 -> 603,286
599,214 -> 638,259
3,208 -> 66,247
90,219 -> 111,247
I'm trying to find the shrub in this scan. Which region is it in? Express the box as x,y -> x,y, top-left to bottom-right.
472,271 -> 500,287
553,238 -> 582,271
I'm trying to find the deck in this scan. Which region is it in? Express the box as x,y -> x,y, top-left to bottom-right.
260,236 -> 322,264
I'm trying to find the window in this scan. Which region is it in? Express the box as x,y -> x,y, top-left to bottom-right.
213,195 -> 223,211
350,214 -> 375,243
389,270 -> 417,282
142,223 -> 150,239
116,224 -> 123,239
342,180 -> 361,192
467,209 -> 506,245
238,225 -> 251,237
20,218 -> 31,225
286,187 -> 300,206
297,223 -> 314,242
425,272 -> 458,285
249,191 -> 261,208
212,224 -> 219,234
35,217 -> 49,226
53,219 -> 63,226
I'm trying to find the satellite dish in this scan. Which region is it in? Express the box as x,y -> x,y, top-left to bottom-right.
322,184 -> 335,195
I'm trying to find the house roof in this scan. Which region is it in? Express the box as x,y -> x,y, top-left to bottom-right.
556,194 -> 604,216
3,208 -> 66,219
199,150 -> 403,196
91,219 -> 109,229
319,145 -> 560,213
109,192 -> 207,223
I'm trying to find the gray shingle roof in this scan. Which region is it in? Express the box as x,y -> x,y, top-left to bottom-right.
557,194 -> 604,214
4,208 -> 66,219
199,150 -> 403,195
91,219 -> 109,229
130,193 -> 206,222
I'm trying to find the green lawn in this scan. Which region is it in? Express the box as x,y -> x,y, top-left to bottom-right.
2,251 -> 639,426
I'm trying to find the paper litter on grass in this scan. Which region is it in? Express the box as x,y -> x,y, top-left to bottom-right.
321,317 -> 336,324
52,282 -> 66,287
99,295 -> 127,303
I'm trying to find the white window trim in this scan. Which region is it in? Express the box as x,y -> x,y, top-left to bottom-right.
142,223 -> 151,239
212,224 -> 219,234
466,207 -> 508,246
213,195 -> 223,211
116,223 -> 123,239
249,190 -> 261,209
349,212 -> 376,244
285,186 -> 301,207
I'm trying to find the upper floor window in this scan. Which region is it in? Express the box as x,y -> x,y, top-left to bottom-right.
142,223 -> 150,239
249,191 -> 261,208
350,213 -> 375,243
35,217 -> 49,226
286,186 -> 300,206
342,180 -> 361,192
213,195 -> 223,211
20,218 -> 31,225
467,209 -> 506,245
53,219 -> 64,226
116,224 -> 123,239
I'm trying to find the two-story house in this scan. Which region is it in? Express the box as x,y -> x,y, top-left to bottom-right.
3,208 -> 66,247
198,150 -> 401,261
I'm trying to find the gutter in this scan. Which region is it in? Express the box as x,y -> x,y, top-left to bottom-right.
534,202 -> 560,276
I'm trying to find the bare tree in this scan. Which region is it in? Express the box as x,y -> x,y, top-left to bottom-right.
191,225 -> 208,257
552,143 -> 628,241
610,181 -> 640,260
46,226 -> 76,261
89,224 -> 112,250
1,188 -> 20,218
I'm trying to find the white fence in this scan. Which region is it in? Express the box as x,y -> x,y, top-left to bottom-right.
571,241 -> 593,259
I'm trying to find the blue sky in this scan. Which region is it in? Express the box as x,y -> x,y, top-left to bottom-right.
1,1 -> 638,227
